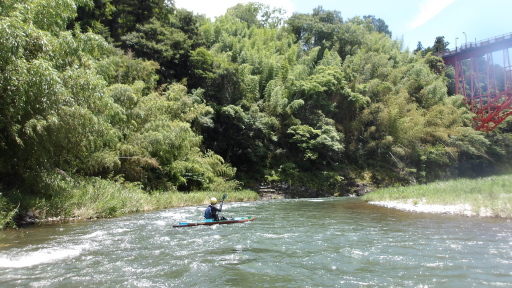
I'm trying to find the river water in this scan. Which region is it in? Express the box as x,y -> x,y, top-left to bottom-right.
1,197 -> 512,287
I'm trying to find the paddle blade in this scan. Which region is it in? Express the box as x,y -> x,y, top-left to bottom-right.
222,193 -> 228,201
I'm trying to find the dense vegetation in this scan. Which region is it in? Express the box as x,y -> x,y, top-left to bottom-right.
1,0 -> 511,227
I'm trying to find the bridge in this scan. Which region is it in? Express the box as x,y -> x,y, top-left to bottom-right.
438,33 -> 512,131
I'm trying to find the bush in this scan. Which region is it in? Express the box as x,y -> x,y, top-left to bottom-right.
0,193 -> 17,229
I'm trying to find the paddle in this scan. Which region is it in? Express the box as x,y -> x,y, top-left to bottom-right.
220,193 -> 228,220
220,193 -> 227,208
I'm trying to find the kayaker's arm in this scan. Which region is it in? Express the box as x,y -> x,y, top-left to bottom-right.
211,204 -> 222,213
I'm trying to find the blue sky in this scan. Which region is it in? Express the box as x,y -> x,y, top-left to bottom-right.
174,0 -> 512,51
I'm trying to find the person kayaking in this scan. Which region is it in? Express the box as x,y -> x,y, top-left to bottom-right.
204,197 -> 226,221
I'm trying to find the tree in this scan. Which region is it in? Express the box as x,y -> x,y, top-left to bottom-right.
0,0 -> 122,185
363,15 -> 392,37
4,0 -> 505,200
121,16 -> 193,84
414,41 -> 424,54
71,0 -> 174,43
432,36 -> 449,52
0,0 -> 235,194
423,36 -> 450,54
286,6 -> 343,51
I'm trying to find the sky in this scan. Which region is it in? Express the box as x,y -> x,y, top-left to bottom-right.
173,0 -> 512,51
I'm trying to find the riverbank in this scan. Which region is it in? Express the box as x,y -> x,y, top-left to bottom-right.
362,174 -> 512,218
4,174 -> 512,228
11,191 -> 259,227
30,188 -> 259,226
0,176 -> 260,228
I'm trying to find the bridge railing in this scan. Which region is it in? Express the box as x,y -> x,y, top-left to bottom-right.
436,32 -> 512,58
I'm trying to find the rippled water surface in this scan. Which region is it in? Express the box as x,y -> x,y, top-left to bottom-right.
1,197 -> 512,287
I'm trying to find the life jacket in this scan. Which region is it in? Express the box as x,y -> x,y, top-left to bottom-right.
204,205 -> 212,219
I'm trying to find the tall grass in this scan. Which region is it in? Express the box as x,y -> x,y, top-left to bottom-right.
47,178 -> 259,220
362,174 -> 512,217
2,175 -> 259,228
0,193 -> 17,228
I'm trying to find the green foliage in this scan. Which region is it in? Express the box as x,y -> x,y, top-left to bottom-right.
0,193 -> 17,229
188,3 -> 508,188
0,0 -> 236,199
363,15 -> 392,37
0,7 -> 123,181
288,123 -> 343,163
2,173 -> 255,224
117,83 -> 231,191
1,0 -> 511,223
72,0 -> 173,43
225,2 -> 287,29
21,0 -> 89,34
418,36 -> 451,55
121,11 -> 200,83
286,6 -> 343,51
95,51 -> 159,92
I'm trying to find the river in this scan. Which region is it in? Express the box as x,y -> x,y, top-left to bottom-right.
1,197 -> 511,287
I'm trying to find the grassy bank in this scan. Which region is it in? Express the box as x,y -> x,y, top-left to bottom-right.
1,176 -> 259,228
362,174 -> 512,217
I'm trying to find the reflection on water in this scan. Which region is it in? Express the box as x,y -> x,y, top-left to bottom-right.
1,198 -> 512,287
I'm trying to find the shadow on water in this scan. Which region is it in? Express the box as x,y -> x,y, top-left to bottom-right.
1,197 -> 512,287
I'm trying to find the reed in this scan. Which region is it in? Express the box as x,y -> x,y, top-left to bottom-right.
28,177 -> 259,222
1,174 -> 259,228
362,174 -> 512,217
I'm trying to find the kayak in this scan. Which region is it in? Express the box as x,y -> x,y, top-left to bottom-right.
173,216 -> 255,228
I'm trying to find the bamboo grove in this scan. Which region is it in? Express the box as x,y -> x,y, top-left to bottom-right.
1,0 -> 511,220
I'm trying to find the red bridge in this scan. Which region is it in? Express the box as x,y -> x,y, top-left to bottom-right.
438,33 -> 512,131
